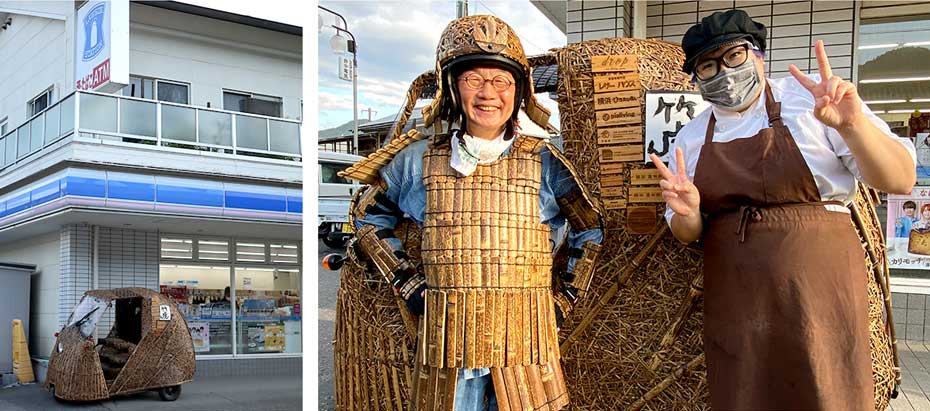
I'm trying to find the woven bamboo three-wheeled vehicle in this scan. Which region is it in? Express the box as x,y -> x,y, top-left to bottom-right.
332,37 -> 901,410
46,287 -> 195,402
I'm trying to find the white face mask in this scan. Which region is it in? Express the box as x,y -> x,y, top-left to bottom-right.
696,59 -> 762,111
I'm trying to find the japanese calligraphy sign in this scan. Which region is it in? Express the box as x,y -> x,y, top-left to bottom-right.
644,91 -> 710,163
887,187 -> 930,270
159,304 -> 171,321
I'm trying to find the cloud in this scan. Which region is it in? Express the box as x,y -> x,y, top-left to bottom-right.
318,90 -> 353,111
318,1 -> 566,129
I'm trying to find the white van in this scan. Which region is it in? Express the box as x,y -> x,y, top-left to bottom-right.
319,151 -> 363,248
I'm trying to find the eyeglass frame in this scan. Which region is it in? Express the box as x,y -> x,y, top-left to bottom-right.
693,43 -> 754,81
457,73 -> 516,92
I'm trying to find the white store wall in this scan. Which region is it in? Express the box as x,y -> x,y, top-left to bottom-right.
565,1 -> 857,81
129,4 -> 302,120
0,1 -> 302,135
0,1 -> 72,133
0,231 -> 60,357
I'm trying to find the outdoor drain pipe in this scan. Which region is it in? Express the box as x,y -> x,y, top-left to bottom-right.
92,225 -> 99,339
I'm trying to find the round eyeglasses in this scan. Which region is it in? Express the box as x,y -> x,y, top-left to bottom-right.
458,73 -> 515,92
694,44 -> 752,81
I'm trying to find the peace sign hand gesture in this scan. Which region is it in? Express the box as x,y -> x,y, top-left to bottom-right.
788,40 -> 865,132
650,147 -> 700,217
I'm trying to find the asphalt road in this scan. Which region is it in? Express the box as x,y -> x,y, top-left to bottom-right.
0,374 -> 300,411
318,242 -> 342,411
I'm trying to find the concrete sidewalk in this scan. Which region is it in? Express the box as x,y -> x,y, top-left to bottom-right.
0,374 -> 301,411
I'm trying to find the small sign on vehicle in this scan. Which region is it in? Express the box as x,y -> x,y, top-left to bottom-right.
159,305 -> 171,321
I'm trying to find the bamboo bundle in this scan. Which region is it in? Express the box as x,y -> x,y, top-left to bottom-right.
334,220 -> 421,411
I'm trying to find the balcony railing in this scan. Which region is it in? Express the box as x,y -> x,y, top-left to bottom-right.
0,91 -> 302,171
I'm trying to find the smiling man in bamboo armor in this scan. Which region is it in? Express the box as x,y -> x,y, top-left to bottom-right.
651,10 -> 916,411
341,15 -> 603,411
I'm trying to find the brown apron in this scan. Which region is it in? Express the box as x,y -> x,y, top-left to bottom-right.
692,82 -> 874,410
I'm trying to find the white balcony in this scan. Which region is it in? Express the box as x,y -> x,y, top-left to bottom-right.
0,91 -> 302,173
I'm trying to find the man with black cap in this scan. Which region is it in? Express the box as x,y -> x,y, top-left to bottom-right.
341,15 -> 603,411
650,9 -> 916,411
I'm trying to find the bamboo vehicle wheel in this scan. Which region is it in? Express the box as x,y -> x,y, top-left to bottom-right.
331,37 -> 899,411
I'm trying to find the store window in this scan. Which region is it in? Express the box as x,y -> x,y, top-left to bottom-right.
198,239 -> 229,261
857,16 -> 930,137
859,14 -> 930,281
158,236 -> 301,357
235,267 -> 301,354
236,241 -> 266,263
29,88 -> 53,117
223,91 -> 283,118
121,76 -> 190,105
161,237 -> 193,259
159,265 -> 233,355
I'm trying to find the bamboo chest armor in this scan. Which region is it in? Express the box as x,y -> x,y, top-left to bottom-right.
419,136 -> 558,369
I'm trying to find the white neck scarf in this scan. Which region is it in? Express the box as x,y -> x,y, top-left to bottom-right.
450,129 -> 515,177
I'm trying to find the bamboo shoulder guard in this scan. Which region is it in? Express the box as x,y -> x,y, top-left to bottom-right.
338,129 -> 427,185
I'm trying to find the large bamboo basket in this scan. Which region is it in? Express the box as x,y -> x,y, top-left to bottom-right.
331,37 -> 899,411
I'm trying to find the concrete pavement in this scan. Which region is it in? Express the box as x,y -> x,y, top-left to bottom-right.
0,373 -> 300,411
318,242 -> 341,411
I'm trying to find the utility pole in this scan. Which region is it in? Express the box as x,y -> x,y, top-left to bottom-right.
361,108 -> 377,121
456,0 -> 468,18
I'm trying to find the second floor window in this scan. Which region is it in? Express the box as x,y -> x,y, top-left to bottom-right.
122,76 -> 189,105
0,118 -> 8,136
29,88 -> 53,116
223,91 -> 282,118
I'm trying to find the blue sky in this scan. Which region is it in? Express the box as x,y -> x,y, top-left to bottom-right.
317,1 -> 566,130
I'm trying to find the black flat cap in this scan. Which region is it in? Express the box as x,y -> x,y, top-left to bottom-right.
681,9 -> 767,74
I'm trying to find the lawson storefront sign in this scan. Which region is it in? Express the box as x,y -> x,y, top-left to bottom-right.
75,0 -> 128,92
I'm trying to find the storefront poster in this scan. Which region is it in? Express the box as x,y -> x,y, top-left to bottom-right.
247,325 -> 265,352
264,324 -> 285,352
643,91 -> 710,163
188,321 -> 210,352
888,186 -> 930,269
915,133 -> 930,181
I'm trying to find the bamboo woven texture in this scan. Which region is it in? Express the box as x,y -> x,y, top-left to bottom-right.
331,36 -> 898,411
552,37 -> 897,410
46,326 -> 110,401
334,219 -> 422,411
45,288 -> 195,401
108,292 -> 196,396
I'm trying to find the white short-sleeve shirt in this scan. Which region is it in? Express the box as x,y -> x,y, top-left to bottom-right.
664,75 -> 917,225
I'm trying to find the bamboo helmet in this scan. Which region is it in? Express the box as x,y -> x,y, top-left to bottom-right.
422,15 -> 550,133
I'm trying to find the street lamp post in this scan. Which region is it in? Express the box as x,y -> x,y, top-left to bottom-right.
319,5 -> 359,155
